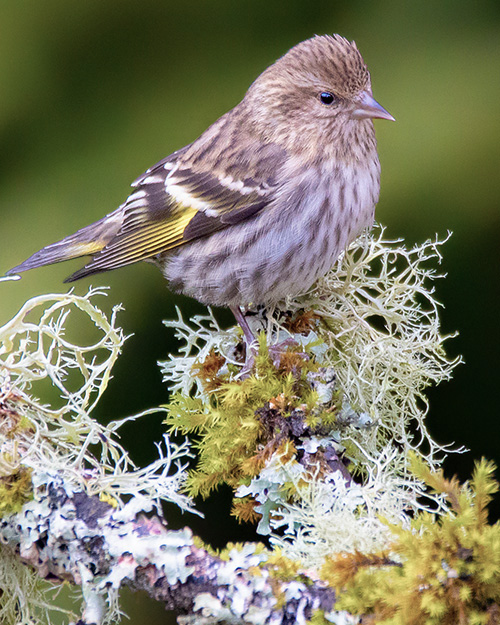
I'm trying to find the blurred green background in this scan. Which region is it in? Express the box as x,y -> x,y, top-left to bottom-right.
0,1 -> 499,622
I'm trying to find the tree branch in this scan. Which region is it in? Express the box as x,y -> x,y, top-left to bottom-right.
0,472 -> 336,624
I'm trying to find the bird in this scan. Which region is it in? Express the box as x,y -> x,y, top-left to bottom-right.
6,35 -> 394,343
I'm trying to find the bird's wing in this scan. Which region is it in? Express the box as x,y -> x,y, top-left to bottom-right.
66,141 -> 285,281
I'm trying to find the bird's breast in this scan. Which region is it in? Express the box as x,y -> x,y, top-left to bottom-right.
163,158 -> 380,308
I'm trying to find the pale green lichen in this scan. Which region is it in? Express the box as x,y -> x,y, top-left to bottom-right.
237,447 -> 439,567
294,227 -> 461,464
0,289 -> 194,509
0,228 -> 476,625
0,544 -> 74,625
163,227 -> 461,464
163,227 -> 461,570
0,289 -> 196,625
0,468 -> 198,625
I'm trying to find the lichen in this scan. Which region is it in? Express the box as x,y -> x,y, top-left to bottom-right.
162,227 -> 460,563
0,289 -> 195,509
1,227 -> 487,625
297,227 -> 461,464
162,227 -> 461,474
0,289 -> 196,624
0,543 -> 75,625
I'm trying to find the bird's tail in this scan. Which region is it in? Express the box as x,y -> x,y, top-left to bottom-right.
5,214 -> 122,282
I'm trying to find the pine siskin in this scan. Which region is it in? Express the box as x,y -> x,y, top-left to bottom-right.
7,35 -> 394,338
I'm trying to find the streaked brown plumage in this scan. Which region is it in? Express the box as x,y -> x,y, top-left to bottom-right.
6,35 -> 394,333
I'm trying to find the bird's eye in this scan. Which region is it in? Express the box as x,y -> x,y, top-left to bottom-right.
319,91 -> 336,105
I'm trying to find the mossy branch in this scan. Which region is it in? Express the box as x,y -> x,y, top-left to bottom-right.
1,228 -> 498,625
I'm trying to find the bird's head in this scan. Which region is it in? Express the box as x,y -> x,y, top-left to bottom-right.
244,35 -> 394,156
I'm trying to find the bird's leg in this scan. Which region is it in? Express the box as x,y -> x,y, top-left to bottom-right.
230,306 -> 256,346
231,306 -> 304,374
230,306 -> 261,376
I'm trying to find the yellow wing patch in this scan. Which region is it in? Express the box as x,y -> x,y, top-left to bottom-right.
69,240 -> 109,256
71,205 -> 198,277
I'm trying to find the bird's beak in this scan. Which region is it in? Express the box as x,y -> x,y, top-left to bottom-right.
351,90 -> 395,121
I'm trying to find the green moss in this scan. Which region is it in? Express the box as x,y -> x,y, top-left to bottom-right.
0,465 -> 33,517
164,332 -> 339,500
320,457 -> 500,624
216,541 -> 268,561
307,610 -> 331,625
264,548 -> 301,581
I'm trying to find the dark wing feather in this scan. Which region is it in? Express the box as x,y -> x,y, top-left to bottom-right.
66,139 -> 286,281
171,166 -> 271,241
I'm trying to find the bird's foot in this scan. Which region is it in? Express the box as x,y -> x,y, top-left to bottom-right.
268,337 -> 303,367
231,306 -> 311,378
236,336 -> 308,379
